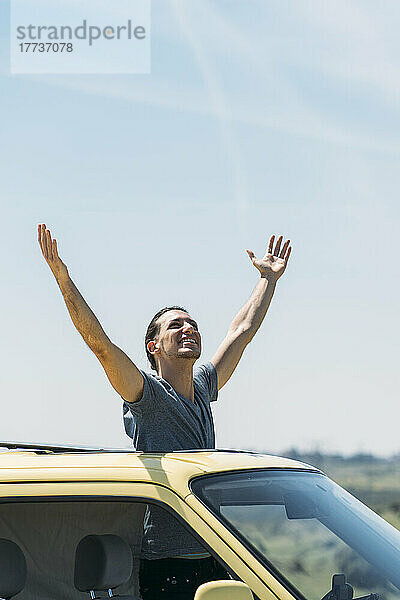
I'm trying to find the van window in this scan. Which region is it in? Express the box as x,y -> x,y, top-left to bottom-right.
0,499 -> 230,599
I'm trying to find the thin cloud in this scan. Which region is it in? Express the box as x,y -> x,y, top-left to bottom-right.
31,74 -> 400,155
169,0 -> 249,224
14,0 -> 400,156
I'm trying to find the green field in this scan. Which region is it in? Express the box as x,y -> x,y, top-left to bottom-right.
284,452 -> 400,530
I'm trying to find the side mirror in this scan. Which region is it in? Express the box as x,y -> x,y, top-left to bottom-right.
194,580 -> 253,599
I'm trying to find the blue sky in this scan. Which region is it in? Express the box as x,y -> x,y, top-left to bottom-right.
1,0 -> 400,455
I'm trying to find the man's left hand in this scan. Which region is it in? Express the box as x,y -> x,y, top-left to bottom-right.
246,235 -> 292,281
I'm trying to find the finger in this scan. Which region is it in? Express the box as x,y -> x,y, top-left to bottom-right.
42,225 -> 50,259
45,229 -> 53,261
273,235 -> 283,256
52,238 -> 59,259
267,235 -> 275,254
284,245 -> 292,263
38,224 -> 43,251
279,239 -> 290,259
246,249 -> 255,261
38,224 -> 47,258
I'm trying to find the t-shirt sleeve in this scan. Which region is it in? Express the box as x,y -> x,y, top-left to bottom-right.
122,371 -> 160,439
194,362 -> 218,403
122,370 -> 158,414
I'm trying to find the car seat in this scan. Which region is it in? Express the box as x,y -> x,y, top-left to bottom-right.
0,538 -> 27,599
74,534 -> 135,599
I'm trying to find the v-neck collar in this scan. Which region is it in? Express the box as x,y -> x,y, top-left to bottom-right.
161,377 -> 198,407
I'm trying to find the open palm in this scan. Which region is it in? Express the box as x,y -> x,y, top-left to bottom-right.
247,235 -> 291,280
38,224 -> 69,282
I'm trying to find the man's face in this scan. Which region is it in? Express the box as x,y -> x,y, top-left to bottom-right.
154,310 -> 202,362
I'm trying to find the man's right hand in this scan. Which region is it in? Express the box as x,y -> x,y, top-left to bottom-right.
38,224 -> 69,283
37,223 -> 144,403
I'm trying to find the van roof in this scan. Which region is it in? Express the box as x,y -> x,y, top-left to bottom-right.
0,442 -> 319,493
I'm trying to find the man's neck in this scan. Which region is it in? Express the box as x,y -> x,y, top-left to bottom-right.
157,360 -> 195,402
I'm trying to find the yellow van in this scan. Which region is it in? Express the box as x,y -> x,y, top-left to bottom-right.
0,442 -> 399,600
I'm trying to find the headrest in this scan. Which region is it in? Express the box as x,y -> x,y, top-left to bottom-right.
0,539 -> 27,598
74,534 -> 133,592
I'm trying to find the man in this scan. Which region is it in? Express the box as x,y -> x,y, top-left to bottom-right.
38,223 -> 292,599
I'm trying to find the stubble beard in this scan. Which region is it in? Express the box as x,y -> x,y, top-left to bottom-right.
160,339 -> 201,361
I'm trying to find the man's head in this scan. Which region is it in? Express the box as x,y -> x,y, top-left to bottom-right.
145,306 -> 201,372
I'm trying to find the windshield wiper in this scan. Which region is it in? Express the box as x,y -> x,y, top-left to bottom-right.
321,574 -> 380,600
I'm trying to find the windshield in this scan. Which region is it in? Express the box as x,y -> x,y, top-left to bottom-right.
191,469 -> 400,600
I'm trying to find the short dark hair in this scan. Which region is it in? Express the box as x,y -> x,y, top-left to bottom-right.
145,306 -> 188,371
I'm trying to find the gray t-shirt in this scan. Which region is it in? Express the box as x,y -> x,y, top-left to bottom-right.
122,362 -> 218,558
123,362 -> 218,452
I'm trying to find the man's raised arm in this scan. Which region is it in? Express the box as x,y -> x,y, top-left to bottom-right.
38,224 -> 143,403
211,234 -> 292,390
